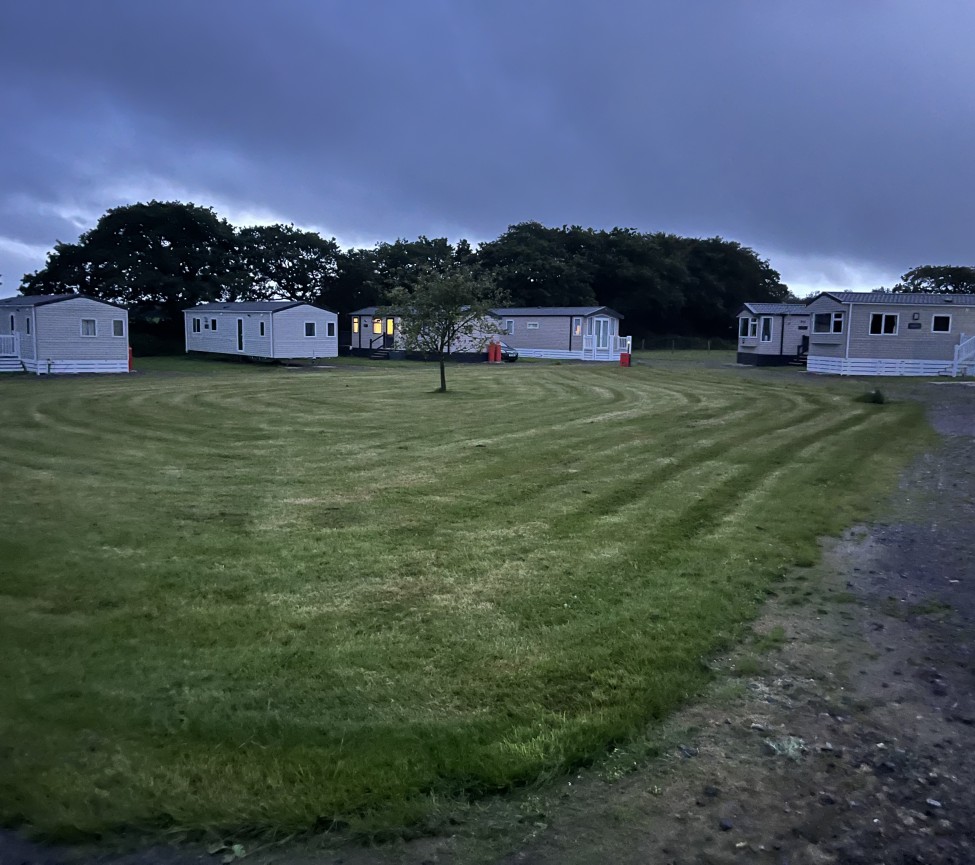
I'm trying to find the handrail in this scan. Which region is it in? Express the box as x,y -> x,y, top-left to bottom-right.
953,333 -> 975,377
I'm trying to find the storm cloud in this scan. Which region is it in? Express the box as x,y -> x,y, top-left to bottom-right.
2,1 -> 974,297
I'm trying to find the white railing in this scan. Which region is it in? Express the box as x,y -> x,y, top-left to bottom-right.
953,333 -> 975,377
0,333 -> 20,357
581,334 -> 631,358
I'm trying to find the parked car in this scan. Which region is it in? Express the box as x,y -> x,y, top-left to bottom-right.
500,342 -> 518,362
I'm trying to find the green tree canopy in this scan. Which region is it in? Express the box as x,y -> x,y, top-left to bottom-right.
679,237 -> 787,336
236,224 -> 340,304
894,265 -> 975,295
21,200 -> 241,325
329,247 -> 381,313
590,230 -> 689,336
476,222 -> 598,307
476,224 -> 787,337
369,237 -> 460,298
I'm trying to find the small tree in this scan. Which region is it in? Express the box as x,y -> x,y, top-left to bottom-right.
385,265 -> 505,393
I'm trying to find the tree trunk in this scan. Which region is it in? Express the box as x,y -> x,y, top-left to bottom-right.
438,356 -> 447,392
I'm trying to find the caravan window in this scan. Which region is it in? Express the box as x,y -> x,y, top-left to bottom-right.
869,313 -> 897,335
814,312 -> 843,334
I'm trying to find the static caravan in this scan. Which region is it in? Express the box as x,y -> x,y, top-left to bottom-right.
346,306 -> 503,360
804,292 -> 975,376
184,302 -> 338,360
736,303 -> 810,366
0,293 -> 129,374
348,306 -> 398,356
493,306 -> 629,361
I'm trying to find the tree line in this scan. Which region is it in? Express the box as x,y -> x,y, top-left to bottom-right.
19,199 -> 791,349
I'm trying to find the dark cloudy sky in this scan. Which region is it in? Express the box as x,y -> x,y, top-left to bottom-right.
2,1 -> 974,298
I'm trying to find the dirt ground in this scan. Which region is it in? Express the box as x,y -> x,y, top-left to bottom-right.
2,379 -> 973,865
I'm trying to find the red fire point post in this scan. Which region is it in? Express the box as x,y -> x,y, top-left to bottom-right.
619,352 -> 631,367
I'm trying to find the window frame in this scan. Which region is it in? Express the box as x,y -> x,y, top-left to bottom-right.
868,313 -> 898,336
9,314 -> 14,333
80,318 -> 97,337
304,321 -> 317,338
526,321 -> 540,330
572,316 -> 582,337
352,316 -> 359,334
112,319 -> 125,337
760,316 -> 773,342
327,321 -> 335,337
259,321 -> 266,337
813,311 -> 843,334
192,317 -> 201,333
932,314 -> 951,333
210,318 -> 218,332
372,318 -> 382,334
505,319 -> 514,335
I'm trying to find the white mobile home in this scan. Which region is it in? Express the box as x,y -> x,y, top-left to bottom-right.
348,306 -> 397,355
346,305 -> 630,361
736,303 -> 810,366
184,302 -> 338,360
493,306 -> 630,361
0,294 -> 129,374
804,292 -> 975,376
346,306 -> 503,359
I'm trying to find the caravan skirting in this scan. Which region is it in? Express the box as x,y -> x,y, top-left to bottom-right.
516,348 -> 622,362
22,358 -> 130,375
807,356 -> 953,377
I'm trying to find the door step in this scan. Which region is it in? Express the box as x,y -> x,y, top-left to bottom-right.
370,350 -> 390,360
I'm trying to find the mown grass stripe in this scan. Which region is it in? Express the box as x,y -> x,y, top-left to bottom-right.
0,358 -> 929,839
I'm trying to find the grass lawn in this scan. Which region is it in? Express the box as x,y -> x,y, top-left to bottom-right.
0,357 -> 929,839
